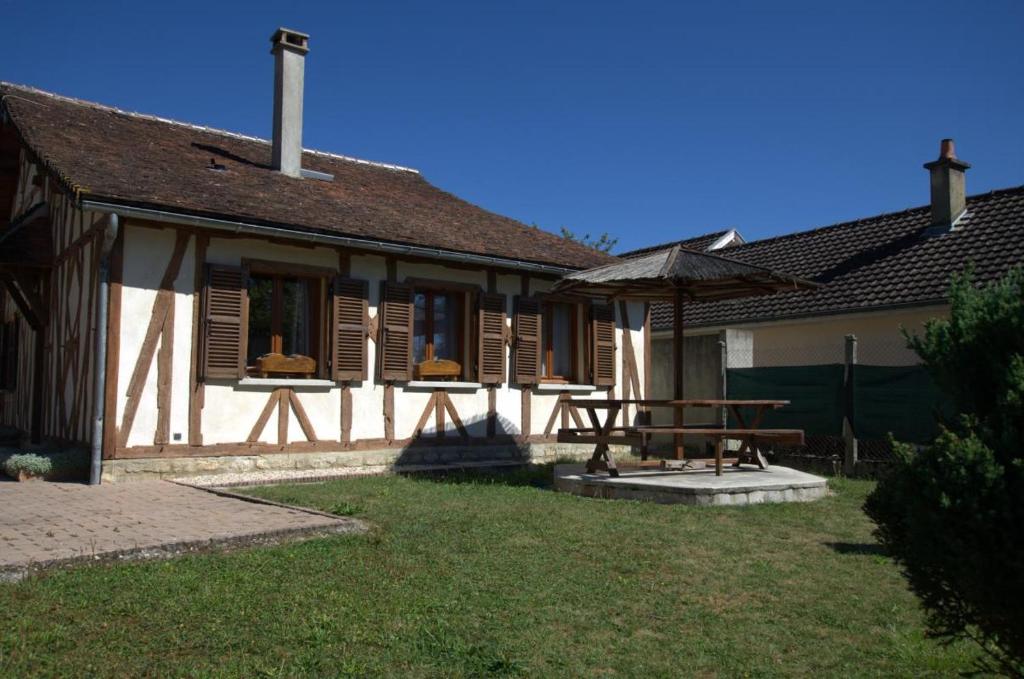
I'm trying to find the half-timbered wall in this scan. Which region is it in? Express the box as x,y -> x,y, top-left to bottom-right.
0,153 -> 106,445
109,223 -> 647,460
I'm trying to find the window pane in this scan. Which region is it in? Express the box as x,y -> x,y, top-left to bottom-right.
433,293 -> 459,361
247,275 -> 274,365
281,278 -> 311,357
551,303 -> 572,378
413,292 -> 428,363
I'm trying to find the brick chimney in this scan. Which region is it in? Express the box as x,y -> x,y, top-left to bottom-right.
270,28 -> 309,178
923,138 -> 970,228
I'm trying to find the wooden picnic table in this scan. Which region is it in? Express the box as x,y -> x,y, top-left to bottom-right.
556,399 -> 803,477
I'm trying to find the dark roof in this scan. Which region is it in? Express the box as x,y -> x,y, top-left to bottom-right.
0,83 -> 613,270
555,244 -> 815,302
622,229 -> 740,258
651,186 -> 1024,330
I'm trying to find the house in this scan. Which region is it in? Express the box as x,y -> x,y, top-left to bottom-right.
0,29 -> 650,483
627,140 -> 1024,420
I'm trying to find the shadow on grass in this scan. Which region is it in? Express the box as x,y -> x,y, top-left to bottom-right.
399,462 -> 560,490
825,541 -> 887,557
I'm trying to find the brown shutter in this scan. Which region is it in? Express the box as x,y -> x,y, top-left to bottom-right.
513,296 -> 541,385
478,293 -> 506,384
201,265 -> 247,379
332,277 -> 369,381
591,303 -> 616,387
379,282 -> 413,381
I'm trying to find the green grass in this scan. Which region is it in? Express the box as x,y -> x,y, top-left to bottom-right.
0,468 -> 978,677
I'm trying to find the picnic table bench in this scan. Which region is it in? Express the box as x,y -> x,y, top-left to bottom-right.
555,399 -> 804,477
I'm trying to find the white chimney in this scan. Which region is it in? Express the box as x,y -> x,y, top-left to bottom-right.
270,28 -> 309,178
923,138 -> 970,228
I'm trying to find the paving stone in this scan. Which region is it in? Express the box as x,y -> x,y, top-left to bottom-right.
0,480 -> 364,575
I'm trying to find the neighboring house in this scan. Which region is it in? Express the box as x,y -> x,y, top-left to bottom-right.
624,228 -> 744,257
0,29 -> 649,482
626,140 -> 1023,416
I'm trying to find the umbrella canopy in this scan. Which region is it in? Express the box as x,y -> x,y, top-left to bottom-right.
553,244 -> 816,300
553,244 -> 818,459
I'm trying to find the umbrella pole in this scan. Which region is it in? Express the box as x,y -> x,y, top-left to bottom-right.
673,287 -> 685,459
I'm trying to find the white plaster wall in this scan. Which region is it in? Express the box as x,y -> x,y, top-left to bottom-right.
168,237 -> 195,443
119,226 -> 196,447
119,227 -> 168,447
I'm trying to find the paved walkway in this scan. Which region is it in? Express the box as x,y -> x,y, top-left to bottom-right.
0,480 -> 363,578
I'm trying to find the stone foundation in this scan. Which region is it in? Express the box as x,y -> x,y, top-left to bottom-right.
553,463 -> 828,506
100,442 -> 622,484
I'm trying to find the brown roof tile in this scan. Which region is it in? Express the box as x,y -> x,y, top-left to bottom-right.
0,83 -> 613,270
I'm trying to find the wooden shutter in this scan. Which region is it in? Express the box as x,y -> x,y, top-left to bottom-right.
512,296 -> 541,385
478,293 -> 507,384
591,303 -> 616,387
379,282 -> 413,381
201,265 -> 247,379
331,277 -> 369,381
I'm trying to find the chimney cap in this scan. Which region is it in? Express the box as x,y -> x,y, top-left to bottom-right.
270,27 -> 309,54
924,138 -> 970,171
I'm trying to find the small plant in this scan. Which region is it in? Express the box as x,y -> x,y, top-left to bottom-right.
3,453 -> 53,481
329,501 -> 363,516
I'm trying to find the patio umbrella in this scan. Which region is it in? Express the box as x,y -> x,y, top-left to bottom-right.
553,244 -> 818,457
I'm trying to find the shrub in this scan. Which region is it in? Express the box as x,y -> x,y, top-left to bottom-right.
865,267 -> 1024,675
3,453 -> 53,479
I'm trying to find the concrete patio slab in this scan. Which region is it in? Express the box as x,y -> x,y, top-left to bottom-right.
554,463 -> 828,505
0,479 -> 364,580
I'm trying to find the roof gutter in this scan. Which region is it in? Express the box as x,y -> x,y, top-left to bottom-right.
79,200 -> 576,277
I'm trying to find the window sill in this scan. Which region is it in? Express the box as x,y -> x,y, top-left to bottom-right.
238,377 -> 335,388
534,383 -> 598,393
406,380 -> 483,391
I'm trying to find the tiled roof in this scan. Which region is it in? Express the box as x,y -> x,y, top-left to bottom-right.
0,83 -> 613,270
651,186 -> 1024,330
622,229 -> 740,258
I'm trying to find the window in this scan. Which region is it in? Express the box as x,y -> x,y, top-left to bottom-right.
541,301 -> 577,382
413,289 -> 463,378
246,272 -> 324,375
202,262 -> 369,381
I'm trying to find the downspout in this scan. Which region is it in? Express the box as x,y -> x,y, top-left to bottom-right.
89,213 -> 119,485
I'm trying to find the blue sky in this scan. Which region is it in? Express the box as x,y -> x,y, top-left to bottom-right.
2,0 -> 1021,252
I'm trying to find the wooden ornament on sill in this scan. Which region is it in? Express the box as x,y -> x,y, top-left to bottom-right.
415,359 -> 461,381
256,353 -> 316,378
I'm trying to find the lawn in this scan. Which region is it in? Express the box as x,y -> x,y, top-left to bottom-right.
0,468 -> 978,677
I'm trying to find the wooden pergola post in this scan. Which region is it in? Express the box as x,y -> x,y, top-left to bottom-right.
672,286 -> 685,459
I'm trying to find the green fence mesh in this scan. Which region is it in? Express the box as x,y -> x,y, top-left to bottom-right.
725,365 -> 846,436
850,365 -> 953,444
725,364 -> 953,445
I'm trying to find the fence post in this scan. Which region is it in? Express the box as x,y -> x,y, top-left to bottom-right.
843,334 -> 858,475
718,332 -> 728,428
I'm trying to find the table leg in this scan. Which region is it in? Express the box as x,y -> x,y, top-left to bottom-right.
584,406 -> 620,477
730,406 -> 750,467
747,407 -> 769,469
731,406 -> 769,469
714,438 -> 724,476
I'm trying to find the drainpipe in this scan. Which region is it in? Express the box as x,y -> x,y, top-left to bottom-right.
89,213 -> 119,485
